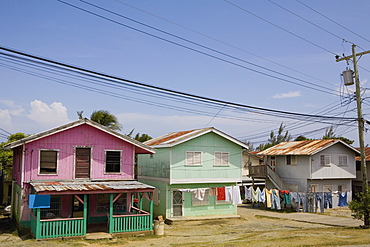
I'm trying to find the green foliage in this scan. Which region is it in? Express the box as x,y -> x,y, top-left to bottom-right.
348,187 -> 370,224
322,126 -> 354,145
77,110 -> 122,131
257,123 -> 292,151
294,135 -> 309,141
90,110 -> 122,131
0,133 -> 28,176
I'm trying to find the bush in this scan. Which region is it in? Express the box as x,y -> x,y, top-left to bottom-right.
348,187 -> 370,225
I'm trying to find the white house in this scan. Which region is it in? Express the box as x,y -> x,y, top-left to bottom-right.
254,139 -> 360,207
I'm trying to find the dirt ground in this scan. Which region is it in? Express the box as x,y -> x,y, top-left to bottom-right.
1,205 -> 370,247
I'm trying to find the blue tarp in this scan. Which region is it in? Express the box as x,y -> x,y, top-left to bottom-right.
29,194 -> 50,209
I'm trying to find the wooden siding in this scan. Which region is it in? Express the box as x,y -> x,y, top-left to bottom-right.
311,143 -> 356,179
273,155 -> 311,191
170,132 -> 242,181
22,124 -> 135,181
138,148 -> 171,178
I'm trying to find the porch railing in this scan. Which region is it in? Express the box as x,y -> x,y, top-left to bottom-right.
30,211 -> 84,239
110,207 -> 152,233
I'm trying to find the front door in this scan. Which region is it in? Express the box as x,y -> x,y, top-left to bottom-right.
172,191 -> 183,217
75,148 -> 91,179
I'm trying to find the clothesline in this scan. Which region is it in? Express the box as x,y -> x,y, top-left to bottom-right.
243,186 -> 348,214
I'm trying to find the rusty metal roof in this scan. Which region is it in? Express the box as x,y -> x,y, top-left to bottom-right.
144,127 -> 249,149
355,147 -> 370,161
257,139 -> 360,156
30,180 -> 155,194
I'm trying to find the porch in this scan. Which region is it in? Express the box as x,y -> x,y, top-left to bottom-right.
28,181 -> 154,239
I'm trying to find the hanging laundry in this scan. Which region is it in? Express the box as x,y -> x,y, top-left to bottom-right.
251,187 -> 259,203
315,192 -> 324,213
217,187 -> 226,201
178,188 -> 208,201
232,186 -> 242,205
271,189 -> 281,210
290,191 -> 298,209
265,189 -> 272,208
280,190 -> 291,205
244,186 -> 252,201
324,192 -> 332,209
225,186 -> 233,202
338,191 -> 348,207
259,188 -> 266,203
297,192 -> 307,212
306,193 -> 315,213
209,187 -> 217,197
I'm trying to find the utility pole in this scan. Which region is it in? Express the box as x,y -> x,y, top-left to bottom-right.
336,44 -> 370,226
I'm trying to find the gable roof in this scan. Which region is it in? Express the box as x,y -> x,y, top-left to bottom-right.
257,139 -> 360,156
4,118 -> 155,154
144,127 -> 249,149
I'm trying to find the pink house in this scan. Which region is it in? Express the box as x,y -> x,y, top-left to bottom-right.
5,118 -> 156,239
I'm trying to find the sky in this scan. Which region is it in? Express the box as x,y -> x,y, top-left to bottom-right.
1,0 -> 370,148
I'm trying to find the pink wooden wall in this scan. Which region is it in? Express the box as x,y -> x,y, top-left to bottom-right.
21,124 -> 135,181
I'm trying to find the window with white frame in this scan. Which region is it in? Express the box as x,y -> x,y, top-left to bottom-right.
105,150 -> 121,173
214,152 -> 229,166
320,154 -> 331,166
191,190 -> 209,206
39,150 -> 58,174
286,155 -> 297,165
186,151 -> 202,166
338,154 -> 348,166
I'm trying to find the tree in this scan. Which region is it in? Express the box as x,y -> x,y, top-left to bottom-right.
322,126 -> 354,145
257,123 -> 292,151
77,110 -> 122,131
349,187 -> 370,227
294,135 -> 309,141
0,133 -> 28,176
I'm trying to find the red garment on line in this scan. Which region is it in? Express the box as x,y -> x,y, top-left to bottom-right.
217,187 -> 226,200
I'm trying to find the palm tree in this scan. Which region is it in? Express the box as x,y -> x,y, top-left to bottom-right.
77,110 -> 122,131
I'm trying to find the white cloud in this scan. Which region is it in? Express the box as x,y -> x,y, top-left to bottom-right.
0,109 -> 12,129
27,100 -> 70,128
272,91 -> 301,99
0,100 -> 24,116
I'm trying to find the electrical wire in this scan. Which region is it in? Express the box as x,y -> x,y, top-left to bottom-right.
296,0 -> 370,44
268,0 -> 354,44
224,0 -> 338,56
56,0 -> 338,96
0,46 -> 356,123
112,0 -> 336,88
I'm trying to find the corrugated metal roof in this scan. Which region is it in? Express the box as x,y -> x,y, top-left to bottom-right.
144,128 -> 212,146
30,180 -> 155,193
144,127 -> 249,149
355,147 -> 370,161
257,139 -> 358,156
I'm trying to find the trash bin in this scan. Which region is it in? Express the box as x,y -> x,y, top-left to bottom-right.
153,220 -> 164,235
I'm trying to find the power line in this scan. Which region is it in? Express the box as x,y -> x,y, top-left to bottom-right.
56,0 -> 338,96
112,0 -> 336,88
0,46 -> 358,124
224,0 -> 338,56
268,0 -> 353,44
296,0 -> 370,44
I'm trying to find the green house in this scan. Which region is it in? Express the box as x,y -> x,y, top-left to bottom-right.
137,127 -> 248,219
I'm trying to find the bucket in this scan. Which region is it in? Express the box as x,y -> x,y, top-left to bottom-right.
153,220 -> 165,235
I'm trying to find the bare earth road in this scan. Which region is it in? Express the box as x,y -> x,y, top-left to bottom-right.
1,205 -> 369,247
